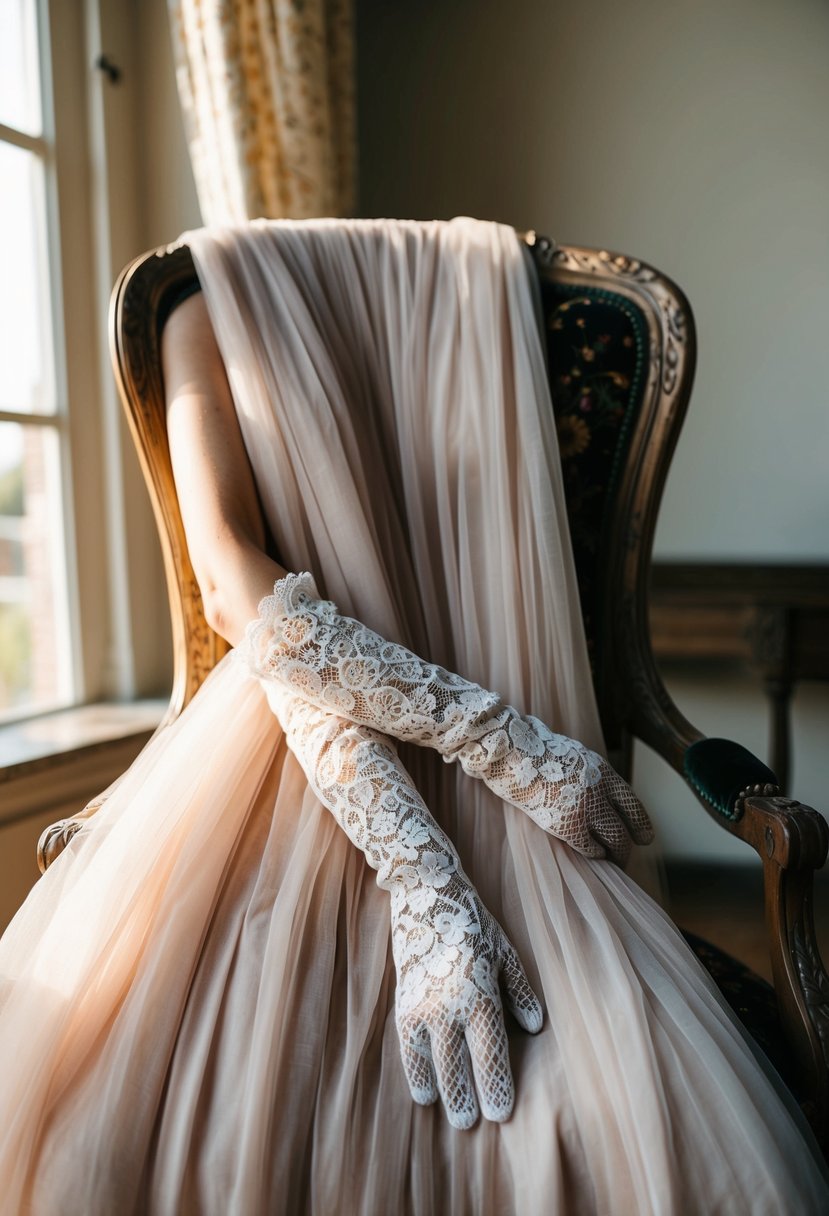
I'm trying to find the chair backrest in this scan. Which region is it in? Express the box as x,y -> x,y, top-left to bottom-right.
110,232 -> 696,774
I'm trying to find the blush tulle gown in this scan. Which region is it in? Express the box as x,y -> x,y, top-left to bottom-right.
0,218 -> 826,1215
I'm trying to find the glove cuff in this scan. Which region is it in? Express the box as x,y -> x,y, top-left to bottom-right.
239,570 -> 333,672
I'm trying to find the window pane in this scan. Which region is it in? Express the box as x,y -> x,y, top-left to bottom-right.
0,420 -> 73,717
0,0 -> 42,134
0,141 -> 55,414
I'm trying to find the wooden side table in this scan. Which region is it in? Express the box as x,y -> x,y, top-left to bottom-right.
649,563 -> 829,791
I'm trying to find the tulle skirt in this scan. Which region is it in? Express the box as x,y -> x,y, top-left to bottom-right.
1,657 -> 825,1214
1,217 -> 826,1213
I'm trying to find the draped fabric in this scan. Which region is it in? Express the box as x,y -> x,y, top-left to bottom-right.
168,0 -> 355,224
0,218 -> 826,1215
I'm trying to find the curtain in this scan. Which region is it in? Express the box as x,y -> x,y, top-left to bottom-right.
168,0 -> 356,224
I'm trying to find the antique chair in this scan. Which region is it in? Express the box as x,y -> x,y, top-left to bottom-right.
38,231 -> 829,1150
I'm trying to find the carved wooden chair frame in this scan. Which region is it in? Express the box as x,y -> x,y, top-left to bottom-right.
38,231 -> 829,1149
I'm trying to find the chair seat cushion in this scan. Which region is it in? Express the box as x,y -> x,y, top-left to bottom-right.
681,930 -> 802,1102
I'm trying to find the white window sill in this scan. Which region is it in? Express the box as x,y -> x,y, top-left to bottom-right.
0,701 -> 167,826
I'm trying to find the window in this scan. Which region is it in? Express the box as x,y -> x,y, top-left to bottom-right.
0,0 -> 184,744
0,0 -> 77,720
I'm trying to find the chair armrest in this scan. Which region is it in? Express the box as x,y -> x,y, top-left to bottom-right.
683,737 -> 778,822
741,792 -> 829,1148
36,771 -> 125,873
37,818 -> 85,872
36,720 -> 170,873
628,664 -> 826,867
628,666 -> 829,1144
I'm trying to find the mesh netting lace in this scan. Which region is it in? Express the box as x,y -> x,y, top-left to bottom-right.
242,573 -> 653,864
267,686 -> 543,1129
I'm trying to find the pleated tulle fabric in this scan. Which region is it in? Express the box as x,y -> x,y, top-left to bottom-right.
0,218 -> 826,1215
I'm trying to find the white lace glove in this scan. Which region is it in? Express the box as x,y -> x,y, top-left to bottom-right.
267,685 -> 543,1129
241,573 -> 653,865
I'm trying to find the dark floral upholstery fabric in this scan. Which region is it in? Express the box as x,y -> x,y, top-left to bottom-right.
681,931 -> 802,1104
538,281 -> 648,664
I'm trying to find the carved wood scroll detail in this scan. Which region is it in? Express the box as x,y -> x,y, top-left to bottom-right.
36,819 -> 84,874
792,915 -> 829,1067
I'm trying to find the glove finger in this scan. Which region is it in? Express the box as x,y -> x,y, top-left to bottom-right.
465,999 -> 515,1123
550,812 -> 606,860
589,818 -> 633,868
398,1018 -> 439,1107
500,940 -> 543,1034
525,801 -> 606,859
431,1020 -> 479,1130
571,827 -> 607,860
608,776 -> 654,845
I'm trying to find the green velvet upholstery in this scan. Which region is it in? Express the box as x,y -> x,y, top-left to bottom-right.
537,283 -> 649,662
683,738 -> 779,821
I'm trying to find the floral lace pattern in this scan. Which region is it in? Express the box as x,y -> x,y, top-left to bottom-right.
267,686 -> 543,1129
452,706 -> 652,864
242,573 -> 653,864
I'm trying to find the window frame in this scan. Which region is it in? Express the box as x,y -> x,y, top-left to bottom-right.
0,0 -> 188,849
0,0 -> 86,723
0,0 -> 177,735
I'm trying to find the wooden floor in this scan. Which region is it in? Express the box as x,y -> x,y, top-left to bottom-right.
666,862 -> 829,984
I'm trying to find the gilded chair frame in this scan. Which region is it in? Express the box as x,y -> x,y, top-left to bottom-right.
40,232 -> 829,1149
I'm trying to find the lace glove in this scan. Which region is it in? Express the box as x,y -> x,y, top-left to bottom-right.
241,572 -> 653,865
267,685 -> 543,1129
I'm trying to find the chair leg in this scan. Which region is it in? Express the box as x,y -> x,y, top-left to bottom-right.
759,808 -> 829,1151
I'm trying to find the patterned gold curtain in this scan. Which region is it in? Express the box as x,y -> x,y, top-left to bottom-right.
168,0 -> 356,224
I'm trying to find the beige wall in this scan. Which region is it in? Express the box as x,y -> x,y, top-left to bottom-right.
136,0 -> 203,249
357,0 -> 829,556
67,0 -> 200,706
99,0 -> 201,694
356,0 -> 829,859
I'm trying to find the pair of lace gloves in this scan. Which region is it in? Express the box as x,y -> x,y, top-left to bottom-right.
241,573 -> 652,1129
